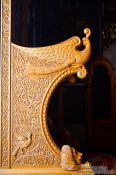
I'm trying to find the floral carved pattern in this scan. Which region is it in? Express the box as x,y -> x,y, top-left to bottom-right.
1,0 -> 11,168
1,0 -> 91,167
11,29 -> 91,166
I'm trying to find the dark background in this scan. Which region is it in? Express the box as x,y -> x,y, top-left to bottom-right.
11,0 -> 101,57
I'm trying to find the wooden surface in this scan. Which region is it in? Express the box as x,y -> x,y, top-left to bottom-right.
0,167 -> 94,175
0,155 -> 116,175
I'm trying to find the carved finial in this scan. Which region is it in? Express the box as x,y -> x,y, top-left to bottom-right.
77,65 -> 87,79
84,28 -> 91,38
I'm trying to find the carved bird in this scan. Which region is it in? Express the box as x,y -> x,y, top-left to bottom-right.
12,28 -> 91,77
12,133 -> 32,157
26,28 -> 91,76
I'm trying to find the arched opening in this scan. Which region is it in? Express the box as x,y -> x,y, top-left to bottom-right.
47,74 -> 89,152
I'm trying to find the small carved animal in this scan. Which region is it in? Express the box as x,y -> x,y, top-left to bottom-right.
61,145 -> 79,171
12,133 -> 32,157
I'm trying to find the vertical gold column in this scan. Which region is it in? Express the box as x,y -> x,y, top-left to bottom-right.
1,0 -> 11,168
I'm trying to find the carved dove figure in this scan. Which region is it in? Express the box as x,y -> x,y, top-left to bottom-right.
12,133 -> 32,157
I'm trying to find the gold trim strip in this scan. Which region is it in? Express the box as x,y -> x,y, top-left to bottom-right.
0,0 -> 3,167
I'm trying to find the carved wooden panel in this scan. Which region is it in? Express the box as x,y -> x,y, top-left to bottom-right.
1,0 -> 91,168
11,31 -> 91,166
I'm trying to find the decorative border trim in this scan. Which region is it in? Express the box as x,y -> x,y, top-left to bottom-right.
0,0 -> 11,168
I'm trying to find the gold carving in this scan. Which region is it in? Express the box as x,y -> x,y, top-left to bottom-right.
1,0 -> 11,168
10,27 -> 91,167
71,147 -> 83,165
1,0 -> 91,168
26,28 -> 91,76
12,133 -> 32,157
76,65 -> 87,79
11,29 -> 91,167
